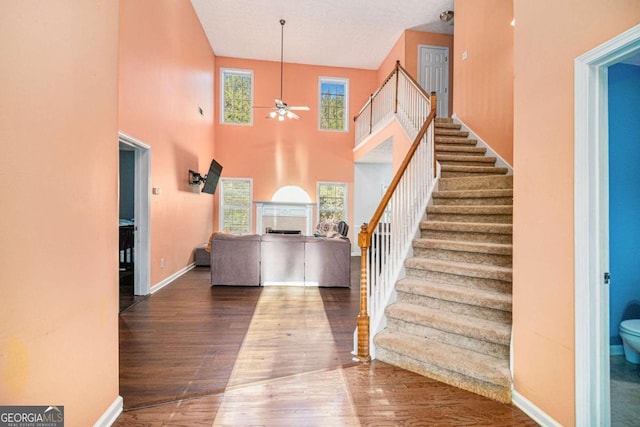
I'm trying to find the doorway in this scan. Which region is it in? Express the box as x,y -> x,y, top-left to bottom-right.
418,45 -> 449,118
574,24 -> 640,426
118,132 -> 151,309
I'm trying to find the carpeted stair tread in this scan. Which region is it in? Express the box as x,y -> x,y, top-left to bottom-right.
434,122 -> 461,130
385,303 -> 511,346
427,205 -> 512,215
374,330 -> 512,388
413,238 -> 512,256
438,175 -> 513,191
420,221 -> 512,244
435,129 -> 469,137
420,221 -> 512,235
405,258 -> 512,282
396,278 -> 512,312
440,165 -> 509,176
435,136 -> 478,145
435,117 -> 454,124
433,188 -> 513,199
437,155 -> 498,167
435,144 -> 487,155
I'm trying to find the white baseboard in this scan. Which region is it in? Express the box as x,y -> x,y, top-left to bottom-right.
610,344 -> 624,356
93,395 -> 123,427
512,389 -> 562,427
451,113 -> 513,175
150,263 -> 196,294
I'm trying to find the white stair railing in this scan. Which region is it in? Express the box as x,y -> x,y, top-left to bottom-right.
353,61 -> 438,362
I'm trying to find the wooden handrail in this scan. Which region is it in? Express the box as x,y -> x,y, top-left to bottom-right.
396,62 -> 432,101
353,61 -> 403,122
354,106 -> 436,362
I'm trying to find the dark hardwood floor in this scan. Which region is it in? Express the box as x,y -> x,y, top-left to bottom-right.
116,258 -> 536,426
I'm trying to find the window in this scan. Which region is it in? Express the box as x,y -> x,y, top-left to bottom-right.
220,68 -> 253,125
219,178 -> 252,233
319,77 -> 349,131
317,182 -> 347,222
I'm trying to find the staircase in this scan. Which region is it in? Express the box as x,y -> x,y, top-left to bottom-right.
374,118 -> 513,403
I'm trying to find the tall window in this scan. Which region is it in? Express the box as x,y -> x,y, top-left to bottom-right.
219,178 -> 252,233
319,77 -> 349,131
317,182 -> 347,222
220,68 -> 253,125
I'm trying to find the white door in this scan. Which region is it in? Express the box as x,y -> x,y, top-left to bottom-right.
418,45 -> 449,118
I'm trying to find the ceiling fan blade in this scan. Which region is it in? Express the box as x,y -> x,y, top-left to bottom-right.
288,106 -> 310,111
286,111 -> 301,120
275,99 -> 286,108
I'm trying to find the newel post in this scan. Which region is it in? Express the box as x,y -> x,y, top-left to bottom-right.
354,224 -> 371,362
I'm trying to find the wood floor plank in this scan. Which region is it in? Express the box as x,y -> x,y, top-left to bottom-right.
116,258 -> 535,426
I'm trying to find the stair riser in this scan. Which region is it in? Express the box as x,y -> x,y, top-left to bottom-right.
435,138 -> 478,145
426,213 -> 512,224
405,267 -> 511,294
413,247 -> 512,267
441,171 -> 508,178
375,347 -> 512,404
438,160 -> 498,167
397,291 -> 512,323
436,130 -> 469,137
386,317 -> 510,359
432,197 -> 513,206
439,176 -> 513,191
420,229 -> 512,244
435,123 -> 461,130
436,148 -> 486,156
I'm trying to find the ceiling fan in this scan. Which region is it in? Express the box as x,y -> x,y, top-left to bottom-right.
254,19 -> 310,121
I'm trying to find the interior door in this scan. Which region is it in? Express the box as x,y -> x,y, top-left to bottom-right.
418,45 -> 449,118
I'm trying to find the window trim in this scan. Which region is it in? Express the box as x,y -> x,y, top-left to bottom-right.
219,178 -> 253,234
316,181 -> 348,223
220,68 -> 254,126
318,77 -> 349,132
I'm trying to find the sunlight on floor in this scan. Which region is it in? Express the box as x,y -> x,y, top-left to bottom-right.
212,286 -> 359,426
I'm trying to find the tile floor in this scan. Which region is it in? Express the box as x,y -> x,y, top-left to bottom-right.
610,355 -> 640,426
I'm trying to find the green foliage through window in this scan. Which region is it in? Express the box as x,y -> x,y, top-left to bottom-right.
318,183 -> 346,222
319,79 -> 348,131
221,179 -> 252,233
222,69 -> 252,125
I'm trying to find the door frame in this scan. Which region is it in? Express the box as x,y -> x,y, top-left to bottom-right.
574,24 -> 640,426
119,132 -> 151,296
417,44 -> 449,118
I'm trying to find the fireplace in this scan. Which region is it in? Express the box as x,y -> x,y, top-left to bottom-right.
255,201 -> 315,235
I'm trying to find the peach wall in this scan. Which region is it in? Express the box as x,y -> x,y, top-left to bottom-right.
512,1 -> 640,425
353,120 -> 412,173
214,57 -> 376,240
119,0 -> 216,284
452,0 -> 513,165
0,2 -> 120,425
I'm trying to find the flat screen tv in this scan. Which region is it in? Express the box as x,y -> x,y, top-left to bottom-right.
201,159 -> 223,195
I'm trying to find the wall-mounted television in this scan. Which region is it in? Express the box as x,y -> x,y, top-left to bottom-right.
189,159 -> 223,195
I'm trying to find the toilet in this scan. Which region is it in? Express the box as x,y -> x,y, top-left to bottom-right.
619,319 -> 640,364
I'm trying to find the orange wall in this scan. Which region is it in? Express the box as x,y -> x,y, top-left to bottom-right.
453,0 -> 514,165
512,1 -> 640,425
214,57 -> 376,238
0,2 -> 120,425
119,0 -> 216,284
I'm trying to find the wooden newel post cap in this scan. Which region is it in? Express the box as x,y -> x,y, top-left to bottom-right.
358,224 -> 370,249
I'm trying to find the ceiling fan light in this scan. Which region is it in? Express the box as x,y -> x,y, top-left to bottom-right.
268,111 -> 277,119
286,111 -> 295,119
278,114 -> 285,121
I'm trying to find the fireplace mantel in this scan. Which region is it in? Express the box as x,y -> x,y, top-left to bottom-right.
254,201 -> 315,235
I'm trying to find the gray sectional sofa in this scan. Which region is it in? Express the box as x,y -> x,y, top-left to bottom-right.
210,233 -> 350,287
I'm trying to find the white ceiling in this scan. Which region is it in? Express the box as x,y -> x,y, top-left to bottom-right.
190,0 -> 454,70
